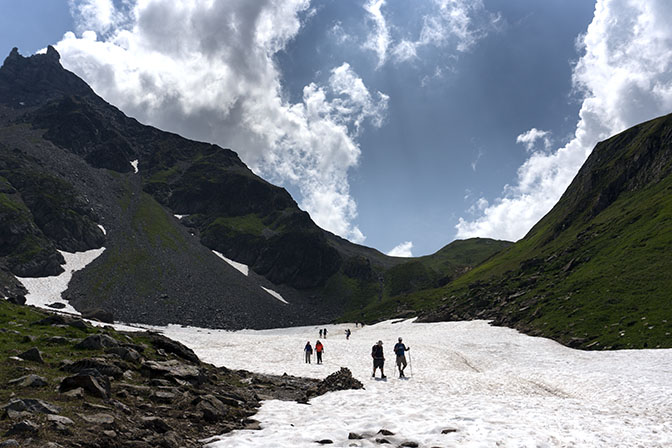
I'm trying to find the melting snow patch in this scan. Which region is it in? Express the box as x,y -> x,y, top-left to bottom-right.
261,286 -> 288,304
17,248 -> 106,315
97,224 -> 106,235
212,250 -> 248,276
130,159 -> 139,173
149,320 -> 672,448
174,214 -> 188,219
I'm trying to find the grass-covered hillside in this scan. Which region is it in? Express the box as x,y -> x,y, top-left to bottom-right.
357,113 -> 672,349
336,238 -> 512,322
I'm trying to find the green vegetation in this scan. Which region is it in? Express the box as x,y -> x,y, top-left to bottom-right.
348,114 -> 672,349
336,238 -> 511,322
207,213 -> 267,237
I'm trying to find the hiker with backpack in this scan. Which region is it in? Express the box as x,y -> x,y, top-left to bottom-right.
371,340 -> 386,379
304,341 -> 313,364
345,328 -> 351,340
393,337 -> 410,378
315,340 -> 324,364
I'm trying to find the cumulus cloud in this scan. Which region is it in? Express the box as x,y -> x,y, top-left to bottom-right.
456,0 -> 672,242
387,241 -> 414,257
516,128 -> 552,152
56,0 -> 388,244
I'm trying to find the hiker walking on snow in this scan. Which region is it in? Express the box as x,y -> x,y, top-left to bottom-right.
315,340 -> 324,364
304,341 -> 313,364
345,329 -> 351,340
393,337 -> 410,378
371,340 -> 386,379
319,329 -> 323,338
323,328 -> 328,338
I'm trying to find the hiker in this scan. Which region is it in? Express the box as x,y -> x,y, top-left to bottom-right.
345,328 -> 351,340
371,340 -> 386,379
319,329 -> 323,338
323,328 -> 328,338
304,341 -> 313,364
315,340 -> 324,364
393,337 -> 410,378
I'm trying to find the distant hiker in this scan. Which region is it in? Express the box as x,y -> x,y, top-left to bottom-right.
393,337 -> 410,378
304,341 -> 313,364
345,328 -> 351,340
315,340 -> 324,364
323,328 -> 328,338
371,340 -> 386,379
319,329 -> 323,338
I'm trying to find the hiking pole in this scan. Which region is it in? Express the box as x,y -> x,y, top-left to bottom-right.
408,351 -> 413,377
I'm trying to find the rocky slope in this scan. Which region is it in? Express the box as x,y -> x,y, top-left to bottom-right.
0,47 -> 508,329
0,300 -> 363,447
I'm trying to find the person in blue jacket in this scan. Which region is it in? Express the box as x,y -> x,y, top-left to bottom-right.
304,341 -> 313,363
393,337 -> 410,378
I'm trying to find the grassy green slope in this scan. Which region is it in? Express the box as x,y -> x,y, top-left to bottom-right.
355,113 -> 672,349
336,238 -> 512,322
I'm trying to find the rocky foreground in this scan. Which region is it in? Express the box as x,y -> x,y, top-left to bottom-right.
0,300 -> 363,447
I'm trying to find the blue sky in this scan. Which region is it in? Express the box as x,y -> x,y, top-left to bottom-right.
2,1 -> 671,257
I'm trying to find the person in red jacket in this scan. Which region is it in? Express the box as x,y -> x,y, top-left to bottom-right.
315,340 -> 324,364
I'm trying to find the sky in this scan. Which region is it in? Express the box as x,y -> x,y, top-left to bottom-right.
1,1 -> 671,257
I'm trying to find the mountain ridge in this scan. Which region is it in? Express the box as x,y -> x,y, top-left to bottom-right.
0,47 -> 508,329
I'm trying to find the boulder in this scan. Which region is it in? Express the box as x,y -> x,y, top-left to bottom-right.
78,413 -> 115,426
18,347 -> 44,363
378,429 -> 395,436
2,398 -> 59,415
62,358 -> 124,379
140,416 -> 171,434
81,308 -> 115,323
348,433 -> 364,440
8,374 -> 48,388
46,302 -> 67,309
308,367 -> 363,397
400,442 -> 419,447
105,346 -> 141,362
59,370 -> 110,399
6,296 -> 26,305
0,440 -> 19,447
45,336 -> 70,344
4,420 -> 38,437
141,360 -> 201,382
47,414 -> 74,425
74,334 -> 119,350
196,394 -> 228,422
149,333 -> 199,363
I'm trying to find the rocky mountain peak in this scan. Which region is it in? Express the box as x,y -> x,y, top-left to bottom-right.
0,46 -> 92,107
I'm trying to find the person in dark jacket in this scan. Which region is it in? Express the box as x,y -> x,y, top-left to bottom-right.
393,337 -> 410,378
371,340 -> 386,379
304,341 -> 313,363
315,340 -> 324,364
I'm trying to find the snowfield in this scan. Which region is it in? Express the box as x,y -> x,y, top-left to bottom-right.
15,247 -> 672,446
150,319 -> 672,448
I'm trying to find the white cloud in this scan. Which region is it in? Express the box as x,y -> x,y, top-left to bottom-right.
57,0 -> 388,244
68,0 -> 122,34
362,0 -> 390,68
457,0 -> 672,242
516,128 -> 552,152
387,241 -> 414,257
389,0 -> 501,65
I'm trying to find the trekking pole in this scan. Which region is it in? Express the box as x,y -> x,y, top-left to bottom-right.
408,351 -> 413,377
